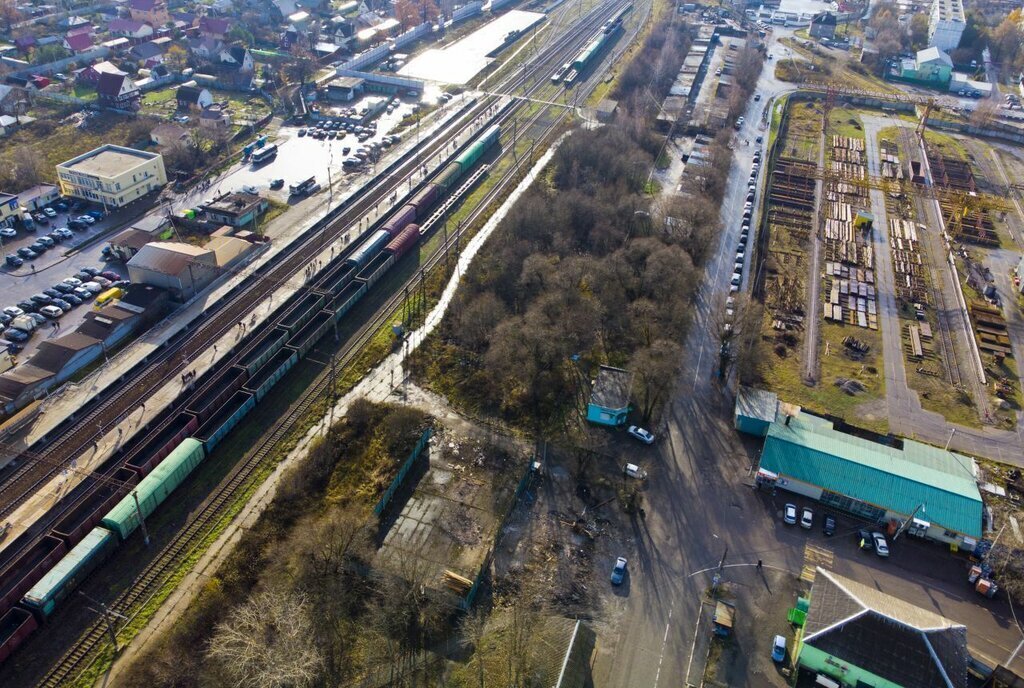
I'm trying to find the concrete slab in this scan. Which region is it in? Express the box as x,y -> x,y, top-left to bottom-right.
399,10 -> 546,84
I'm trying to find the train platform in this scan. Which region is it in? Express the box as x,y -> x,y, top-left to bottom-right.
0,92 -> 507,557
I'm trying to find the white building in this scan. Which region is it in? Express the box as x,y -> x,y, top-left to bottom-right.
928,0 -> 966,52
56,145 -> 167,209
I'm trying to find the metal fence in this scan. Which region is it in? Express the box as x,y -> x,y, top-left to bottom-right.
373,426 -> 432,516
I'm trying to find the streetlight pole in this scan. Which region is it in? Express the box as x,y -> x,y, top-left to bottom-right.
944,427 -> 956,451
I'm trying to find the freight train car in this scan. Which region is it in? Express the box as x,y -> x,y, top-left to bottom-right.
101,439 -> 206,540
22,527 -> 117,617
0,608 -> 37,663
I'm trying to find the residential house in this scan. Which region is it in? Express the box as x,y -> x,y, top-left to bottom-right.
130,40 -> 165,66
209,0 -> 233,13
0,85 -> 28,116
65,23 -> 96,37
63,31 -> 94,54
128,0 -> 170,27
189,36 -> 222,59
101,37 -> 132,53
150,122 -> 189,147
176,84 -> 213,110
198,103 -> 231,130
201,192 -> 268,227
809,11 -> 837,39
61,15 -> 91,30
212,43 -> 255,89
586,365 -> 633,426
96,72 -> 141,110
13,36 -> 36,54
0,114 -> 22,136
198,16 -> 232,40
897,46 -> 953,86
173,11 -> 199,28
76,60 -> 126,85
107,18 -> 154,40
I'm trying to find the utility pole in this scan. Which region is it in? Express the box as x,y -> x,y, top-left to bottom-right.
79,591 -> 126,651
132,490 -> 149,547
892,504 -> 925,541
711,547 -> 728,596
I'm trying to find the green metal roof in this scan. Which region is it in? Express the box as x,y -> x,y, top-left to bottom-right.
760,414 -> 982,537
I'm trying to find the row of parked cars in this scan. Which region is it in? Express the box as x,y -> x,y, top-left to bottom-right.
4,209 -> 104,268
729,149 -> 760,293
0,268 -> 125,346
783,503 -> 890,556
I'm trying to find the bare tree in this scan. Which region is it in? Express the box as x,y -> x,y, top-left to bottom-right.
969,100 -> 998,128
460,609 -> 488,688
11,146 -> 42,187
630,340 -> 684,421
207,588 -> 323,688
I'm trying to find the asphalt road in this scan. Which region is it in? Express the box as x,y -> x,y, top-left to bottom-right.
592,29 -> 1024,687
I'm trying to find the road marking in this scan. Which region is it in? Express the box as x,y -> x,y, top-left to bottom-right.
684,600 -> 704,688
653,605 -> 673,688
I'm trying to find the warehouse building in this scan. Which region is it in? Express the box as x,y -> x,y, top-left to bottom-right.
757,411 -> 982,545
127,241 -> 219,301
586,365 -> 633,427
797,567 -> 968,688
56,145 -> 167,210
733,386 -> 779,436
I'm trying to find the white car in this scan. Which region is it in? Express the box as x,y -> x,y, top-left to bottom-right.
872,532 -> 890,557
627,425 -> 655,444
43,207 -> 57,218
78,215 -> 95,225
62,277 -> 83,287
800,507 -> 813,529
783,503 -> 797,525
82,281 -> 104,293
3,306 -> 23,317
39,305 -> 63,319
623,463 -> 648,479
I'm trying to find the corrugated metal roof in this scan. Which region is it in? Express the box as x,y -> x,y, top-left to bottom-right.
129,242 -> 214,276
760,413 -> 982,537
735,386 -> 777,422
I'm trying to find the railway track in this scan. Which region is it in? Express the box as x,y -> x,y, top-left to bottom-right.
891,120 -> 963,389
32,1 -> 643,684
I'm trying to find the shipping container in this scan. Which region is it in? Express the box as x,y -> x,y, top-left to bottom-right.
51,471 -> 136,544
278,291 -> 327,335
385,223 -> 421,259
101,439 -> 206,540
195,391 -> 255,452
356,251 -> 395,291
332,278 -> 367,321
345,229 -> 390,269
0,608 -> 37,664
0,535 -> 67,617
381,205 -> 417,238
22,527 -> 117,617
407,184 -> 440,215
184,365 -> 249,426
124,411 -> 201,476
433,162 -> 463,191
243,347 -> 298,402
237,329 -> 288,377
287,309 -> 335,358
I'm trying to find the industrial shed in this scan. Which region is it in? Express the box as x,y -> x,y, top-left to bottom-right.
127,241 -> 219,301
734,386 -> 778,436
758,413 -> 983,544
586,365 -> 632,427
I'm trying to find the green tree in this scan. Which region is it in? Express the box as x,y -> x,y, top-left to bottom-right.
33,43 -> 68,64
909,13 -> 929,49
228,24 -> 255,47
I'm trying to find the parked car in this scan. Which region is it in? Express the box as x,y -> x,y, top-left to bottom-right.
270,179 -> 285,190
82,282 -> 103,293
63,293 -> 83,306
54,201 -> 68,212
39,305 -> 63,319
98,270 -> 119,282
610,556 -> 628,585
53,283 -> 75,294
16,300 -> 36,312
52,298 -> 72,311
92,276 -> 111,288
67,219 -> 87,230
5,328 -> 28,342
0,314 -> 10,325
29,242 -> 48,253
73,287 -> 93,300
42,207 -> 57,218
30,293 -> 52,305
5,255 -> 23,267
857,528 -> 874,550
78,215 -> 95,225
822,514 -> 836,536
800,507 -> 813,529
298,128 -> 307,136
626,425 -> 655,444
36,236 -> 54,248
62,277 -> 83,287
26,312 -> 46,327
623,463 -> 648,480
2,307 -> 23,317
872,532 -> 889,557
17,247 -> 37,259
783,503 -> 797,525
33,213 -> 49,225
771,635 -> 786,662
43,288 -> 62,299
0,228 -> 16,239
54,228 -> 73,240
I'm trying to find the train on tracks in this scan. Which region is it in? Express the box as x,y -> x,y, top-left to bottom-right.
0,124 -> 502,666
557,2 -> 631,85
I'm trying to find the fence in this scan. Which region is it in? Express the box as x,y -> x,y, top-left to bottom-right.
8,45 -> 110,78
452,1 -> 484,22
373,426 -> 432,516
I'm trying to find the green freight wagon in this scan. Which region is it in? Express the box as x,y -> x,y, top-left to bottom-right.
22,527 -> 117,616
101,438 -> 206,540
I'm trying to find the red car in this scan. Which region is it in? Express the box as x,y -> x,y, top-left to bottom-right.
100,271 -> 121,282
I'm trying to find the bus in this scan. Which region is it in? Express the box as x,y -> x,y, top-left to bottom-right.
289,176 -> 318,196
251,144 -> 278,165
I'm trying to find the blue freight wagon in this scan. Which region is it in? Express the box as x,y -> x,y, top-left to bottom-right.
185,366 -> 249,425
195,391 -> 256,452
287,309 -> 335,358
237,329 -> 288,376
315,262 -> 358,297
356,251 -> 394,291
243,347 -> 298,402
332,278 -> 368,321
278,292 -> 327,335
345,229 -> 391,269
22,527 -> 117,617
101,439 -> 206,540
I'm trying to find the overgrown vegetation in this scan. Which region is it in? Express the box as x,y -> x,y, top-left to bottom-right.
118,401 -> 434,688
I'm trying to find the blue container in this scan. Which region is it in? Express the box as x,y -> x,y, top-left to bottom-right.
22,527 -> 117,617
101,439 -> 206,540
